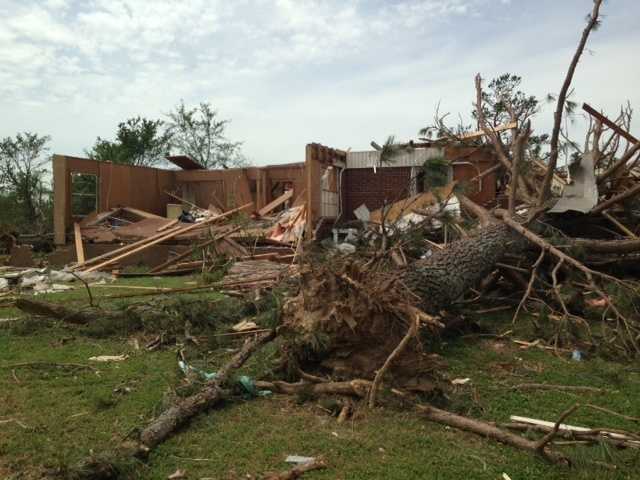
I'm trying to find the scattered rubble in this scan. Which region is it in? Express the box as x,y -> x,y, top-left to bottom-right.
6,2 -> 640,477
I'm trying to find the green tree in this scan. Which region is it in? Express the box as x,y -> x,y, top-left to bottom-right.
0,132 -> 51,230
87,117 -> 172,167
166,101 -> 246,169
420,73 -> 549,160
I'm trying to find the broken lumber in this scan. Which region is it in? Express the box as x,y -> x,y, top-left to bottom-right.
83,203 -> 252,273
436,120 -> 517,142
157,218 -> 179,232
149,226 -> 241,274
258,189 -> 293,217
583,103 -> 639,144
121,207 -> 163,220
73,223 -> 85,264
70,223 -> 184,271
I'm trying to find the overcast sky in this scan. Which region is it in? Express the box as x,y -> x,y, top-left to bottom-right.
1,0 -> 638,166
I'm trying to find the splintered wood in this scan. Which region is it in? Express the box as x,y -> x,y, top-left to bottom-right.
221,260 -> 298,290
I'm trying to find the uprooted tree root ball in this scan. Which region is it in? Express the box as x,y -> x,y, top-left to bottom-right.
278,258 -> 444,385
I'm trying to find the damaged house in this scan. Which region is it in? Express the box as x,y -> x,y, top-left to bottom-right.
50,141 -> 499,270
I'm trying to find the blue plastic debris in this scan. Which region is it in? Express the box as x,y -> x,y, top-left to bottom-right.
178,360 -> 271,397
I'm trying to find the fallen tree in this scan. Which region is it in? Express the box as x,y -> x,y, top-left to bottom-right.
71,330 -> 276,479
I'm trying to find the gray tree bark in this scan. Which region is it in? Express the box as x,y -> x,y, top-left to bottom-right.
402,223 -> 516,311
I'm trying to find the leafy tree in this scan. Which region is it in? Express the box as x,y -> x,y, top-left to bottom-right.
420,73 -> 549,162
166,101 -> 246,169
87,117 -> 171,167
0,132 -> 51,229
473,73 -> 539,128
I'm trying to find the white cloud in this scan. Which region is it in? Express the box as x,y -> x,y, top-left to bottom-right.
0,0 -> 638,167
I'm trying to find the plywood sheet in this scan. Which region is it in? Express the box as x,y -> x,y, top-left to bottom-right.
369,183 -> 455,224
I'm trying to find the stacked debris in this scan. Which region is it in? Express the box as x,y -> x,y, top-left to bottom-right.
68,188 -> 306,287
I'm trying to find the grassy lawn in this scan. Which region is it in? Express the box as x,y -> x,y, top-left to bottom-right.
1,276 -> 639,479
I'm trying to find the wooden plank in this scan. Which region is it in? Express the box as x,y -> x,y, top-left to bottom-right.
258,189 -> 293,217
73,223 -> 85,264
52,155 -> 68,245
305,144 -> 322,238
83,202 -> 252,273
215,237 -> 250,258
157,218 -> 179,232
164,190 -> 203,211
582,103 -> 639,144
292,188 -> 306,207
450,121 -> 517,141
510,415 -> 640,444
149,226 -> 241,273
71,224 -> 184,270
121,206 -> 163,220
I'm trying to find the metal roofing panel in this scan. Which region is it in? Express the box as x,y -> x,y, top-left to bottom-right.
346,148 -> 444,169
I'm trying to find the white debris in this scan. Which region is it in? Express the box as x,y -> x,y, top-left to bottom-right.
20,274 -> 48,289
285,455 -> 316,465
232,320 -> 259,332
451,377 -> 471,385
336,243 -> 356,255
88,355 -> 129,362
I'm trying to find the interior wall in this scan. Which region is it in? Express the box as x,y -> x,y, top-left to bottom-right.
53,155 -> 177,245
175,164 -> 305,212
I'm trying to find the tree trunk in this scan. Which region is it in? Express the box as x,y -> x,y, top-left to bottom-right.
16,298 -> 95,324
402,223 -> 516,311
139,330 -> 275,448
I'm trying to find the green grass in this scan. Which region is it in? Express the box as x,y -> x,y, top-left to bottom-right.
1,282 -> 639,479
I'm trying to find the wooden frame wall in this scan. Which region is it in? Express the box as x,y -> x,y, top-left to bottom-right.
305,143 -> 347,235
53,155 -> 307,245
53,155 -> 175,245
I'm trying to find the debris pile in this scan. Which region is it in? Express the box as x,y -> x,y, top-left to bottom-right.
69,189 -> 307,286
7,2 -> 640,477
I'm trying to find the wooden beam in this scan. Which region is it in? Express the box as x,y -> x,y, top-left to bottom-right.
70,224 -> 184,270
82,203 -> 252,273
258,189 -> 293,217
437,121 -> 518,142
52,155 -> 68,245
157,218 -> 179,232
73,223 -> 85,263
121,207 -> 163,220
305,145 -> 322,238
582,103 -> 639,144
149,226 -> 241,273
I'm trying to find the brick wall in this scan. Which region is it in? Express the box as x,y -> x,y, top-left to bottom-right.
342,167 -> 413,219
341,148 -> 498,220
